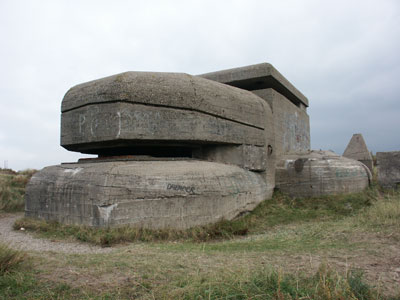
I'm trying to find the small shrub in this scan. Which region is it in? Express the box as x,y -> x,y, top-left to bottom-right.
0,243 -> 26,274
18,169 -> 37,178
0,184 -> 25,212
0,168 -> 17,175
357,191 -> 400,230
347,270 -> 374,300
0,168 -> 36,212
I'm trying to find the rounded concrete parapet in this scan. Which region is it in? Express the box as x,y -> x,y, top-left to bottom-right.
275,150 -> 370,197
25,160 -> 272,229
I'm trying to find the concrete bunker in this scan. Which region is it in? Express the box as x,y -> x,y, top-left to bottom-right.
200,63 -> 370,198
26,72 -> 274,228
26,63 -> 371,228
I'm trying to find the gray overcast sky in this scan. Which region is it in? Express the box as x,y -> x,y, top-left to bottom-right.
1,0 -> 399,170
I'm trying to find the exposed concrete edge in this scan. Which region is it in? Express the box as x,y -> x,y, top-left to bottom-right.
198,62 -> 309,107
60,71 -> 267,130
61,100 -> 265,130
358,161 -> 373,185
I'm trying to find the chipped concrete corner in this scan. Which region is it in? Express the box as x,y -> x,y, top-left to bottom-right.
25,63 -> 371,229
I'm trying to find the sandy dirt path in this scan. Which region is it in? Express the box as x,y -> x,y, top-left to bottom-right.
0,213 -> 113,254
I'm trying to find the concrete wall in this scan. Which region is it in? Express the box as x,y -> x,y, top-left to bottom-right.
61,102 -> 265,150
377,151 -> 400,189
199,63 -> 310,159
252,89 -> 310,157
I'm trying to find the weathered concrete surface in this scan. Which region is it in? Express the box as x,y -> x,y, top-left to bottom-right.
193,145 -> 266,171
61,72 -> 267,153
61,102 -> 265,151
198,63 -> 310,157
26,63 -> 371,229
252,89 -> 310,156
191,98 -> 275,187
25,160 -> 271,229
199,62 -> 309,107
377,151 -> 400,189
275,150 -> 370,197
343,134 -> 373,172
61,70 -> 275,175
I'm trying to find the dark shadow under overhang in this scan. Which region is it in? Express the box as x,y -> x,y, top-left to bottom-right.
198,62 -> 309,108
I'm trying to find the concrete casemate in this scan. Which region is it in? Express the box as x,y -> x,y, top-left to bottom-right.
25,63 -> 371,228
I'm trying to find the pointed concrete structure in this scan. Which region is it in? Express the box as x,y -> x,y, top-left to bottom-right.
343,134 -> 373,172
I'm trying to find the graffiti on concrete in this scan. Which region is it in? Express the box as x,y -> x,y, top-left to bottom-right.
167,183 -> 195,195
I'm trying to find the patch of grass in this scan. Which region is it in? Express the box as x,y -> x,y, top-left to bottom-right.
168,264 -> 378,300
238,187 -> 377,234
14,186 -> 382,247
0,244 -> 25,275
13,217 -> 250,247
0,169 -> 36,212
0,185 -> 24,212
0,269 -> 128,300
357,190 -> 400,233
156,218 -> 366,254
1,257 -> 382,300
0,246 -> 147,299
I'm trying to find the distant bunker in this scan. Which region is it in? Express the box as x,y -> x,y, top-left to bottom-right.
26,63 -> 370,228
377,151 -> 400,189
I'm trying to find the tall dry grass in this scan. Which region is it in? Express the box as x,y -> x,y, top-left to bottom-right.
0,243 -> 25,274
167,264 -> 377,300
0,169 -> 36,212
357,190 -> 400,230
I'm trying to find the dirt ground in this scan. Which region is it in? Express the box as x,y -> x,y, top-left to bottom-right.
0,213 -> 113,254
1,212 -> 399,297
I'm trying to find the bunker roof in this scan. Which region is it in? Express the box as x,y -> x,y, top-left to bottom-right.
199,63 -> 309,107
